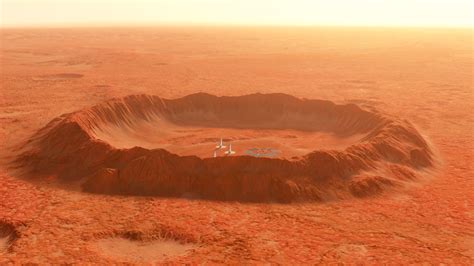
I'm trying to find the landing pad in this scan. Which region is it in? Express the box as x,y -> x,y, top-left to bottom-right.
244,148 -> 280,158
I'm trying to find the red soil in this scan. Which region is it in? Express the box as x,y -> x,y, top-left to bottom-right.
0,27 -> 472,264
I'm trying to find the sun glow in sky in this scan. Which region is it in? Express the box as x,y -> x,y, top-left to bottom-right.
1,0 -> 472,28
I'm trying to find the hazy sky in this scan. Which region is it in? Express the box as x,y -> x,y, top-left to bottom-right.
1,0 -> 472,27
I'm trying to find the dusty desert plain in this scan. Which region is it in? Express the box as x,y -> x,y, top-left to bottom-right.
0,26 -> 473,264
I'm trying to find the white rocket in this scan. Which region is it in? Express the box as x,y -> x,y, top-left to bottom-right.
224,143 -> 236,155
216,138 -> 226,149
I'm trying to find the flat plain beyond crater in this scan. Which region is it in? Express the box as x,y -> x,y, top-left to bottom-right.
0,27 -> 473,264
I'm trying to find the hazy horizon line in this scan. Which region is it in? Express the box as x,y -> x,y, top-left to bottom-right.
2,22 -> 472,30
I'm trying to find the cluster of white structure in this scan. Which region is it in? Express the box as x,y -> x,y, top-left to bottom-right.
213,138 -> 235,157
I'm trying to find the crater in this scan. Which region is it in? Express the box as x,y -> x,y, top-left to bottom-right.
91,229 -> 197,263
14,93 -> 435,202
0,221 -> 19,254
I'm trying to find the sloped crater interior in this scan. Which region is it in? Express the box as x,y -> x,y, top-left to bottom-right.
89,93 -> 375,159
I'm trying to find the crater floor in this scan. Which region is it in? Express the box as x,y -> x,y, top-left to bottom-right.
94,122 -> 364,159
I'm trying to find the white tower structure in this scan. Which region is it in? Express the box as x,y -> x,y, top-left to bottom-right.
216,138 -> 226,149
224,143 -> 236,155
